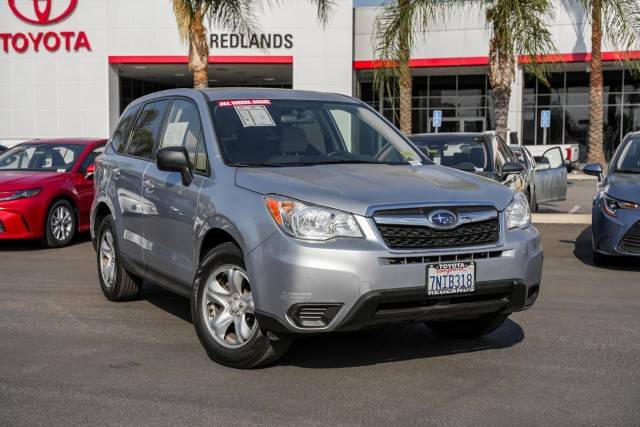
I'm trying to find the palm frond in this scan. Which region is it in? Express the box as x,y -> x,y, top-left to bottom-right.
204,0 -> 259,36
172,0 -> 195,42
373,0 -> 460,96
486,0 -> 558,85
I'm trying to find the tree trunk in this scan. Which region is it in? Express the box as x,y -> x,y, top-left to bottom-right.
488,35 -> 514,143
587,0 -> 605,164
398,0 -> 412,134
493,87 -> 511,143
189,8 -> 209,89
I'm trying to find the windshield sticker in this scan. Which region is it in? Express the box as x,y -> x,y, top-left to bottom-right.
409,160 -> 422,166
234,105 -> 276,127
218,99 -> 271,107
162,122 -> 188,147
57,169 -> 66,173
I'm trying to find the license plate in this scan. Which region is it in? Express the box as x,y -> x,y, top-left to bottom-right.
427,262 -> 475,296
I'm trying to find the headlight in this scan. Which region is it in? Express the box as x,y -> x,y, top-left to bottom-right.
265,196 -> 363,241
505,192 -> 531,229
0,188 -> 42,202
602,194 -> 638,216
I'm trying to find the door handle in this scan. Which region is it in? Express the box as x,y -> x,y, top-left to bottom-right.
112,168 -> 121,180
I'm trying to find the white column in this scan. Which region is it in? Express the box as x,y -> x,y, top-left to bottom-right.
108,64 -> 120,137
508,65 -> 524,144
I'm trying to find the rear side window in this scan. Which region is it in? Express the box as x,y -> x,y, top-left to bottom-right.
160,99 -> 208,173
111,106 -> 140,154
127,100 -> 170,159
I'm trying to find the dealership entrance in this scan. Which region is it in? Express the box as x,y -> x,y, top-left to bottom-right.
114,62 -> 293,113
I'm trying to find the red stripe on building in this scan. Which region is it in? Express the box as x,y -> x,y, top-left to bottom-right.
354,51 -> 640,69
353,56 -> 489,69
108,55 -> 294,64
519,51 -> 640,64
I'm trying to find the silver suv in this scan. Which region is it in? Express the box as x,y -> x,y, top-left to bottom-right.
91,88 -> 543,368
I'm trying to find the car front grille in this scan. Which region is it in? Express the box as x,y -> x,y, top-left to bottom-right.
376,218 -> 499,250
620,221 -> 640,254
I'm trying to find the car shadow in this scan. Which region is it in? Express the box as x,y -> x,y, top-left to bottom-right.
566,226 -> 640,271
141,284 -> 193,324
280,319 -> 524,369
0,232 -> 92,252
141,282 -> 525,368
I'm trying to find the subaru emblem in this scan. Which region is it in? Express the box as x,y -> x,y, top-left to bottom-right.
429,210 -> 458,228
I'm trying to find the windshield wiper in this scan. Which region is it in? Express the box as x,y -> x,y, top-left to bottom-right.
231,162 -> 289,168
614,169 -> 640,174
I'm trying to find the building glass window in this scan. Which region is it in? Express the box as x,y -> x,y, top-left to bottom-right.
357,71 -> 493,135
523,69 -> 640,160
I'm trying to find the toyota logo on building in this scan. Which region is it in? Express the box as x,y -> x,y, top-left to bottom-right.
429,210 -> 458,229
9,0 -> 78,25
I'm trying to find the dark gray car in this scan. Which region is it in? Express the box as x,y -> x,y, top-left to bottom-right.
408,132 -> 527,194
91,89 -> 543,368
584,132 -> 640,265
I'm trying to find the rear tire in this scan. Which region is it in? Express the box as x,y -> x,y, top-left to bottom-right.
192,243 -> 291,369
426,314 -> 508,339
96,214 -> 142,301
44,199 -> 76,248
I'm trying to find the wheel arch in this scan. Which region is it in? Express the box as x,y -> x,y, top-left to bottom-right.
92,201 -> 113,237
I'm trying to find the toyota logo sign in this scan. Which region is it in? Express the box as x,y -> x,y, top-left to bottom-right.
2,0 -> 90,54
9,0 -> 78,26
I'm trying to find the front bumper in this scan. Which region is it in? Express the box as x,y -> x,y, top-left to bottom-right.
0,205 -> 41,240
248,218 -> 543,335
592,203 -> 640,256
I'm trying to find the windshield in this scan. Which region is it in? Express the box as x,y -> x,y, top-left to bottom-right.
0,143 -> 85,172
210,100 -> 424,167
410,136 -> 488,172
615,139 -> 640,173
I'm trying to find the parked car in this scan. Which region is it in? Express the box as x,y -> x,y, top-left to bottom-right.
510,145 -> 568,212
584,131 -> 640,265
0,139 -> 106,247
91,89 -> 543,368
527,143 -> 580,171
408,132 -> 527,193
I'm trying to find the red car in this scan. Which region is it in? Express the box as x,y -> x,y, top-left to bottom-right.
0,139 -> 106,247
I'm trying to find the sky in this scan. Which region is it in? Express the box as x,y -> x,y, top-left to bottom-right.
354,0 -> 385,6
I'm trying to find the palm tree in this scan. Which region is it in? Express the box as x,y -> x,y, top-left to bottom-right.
485,0 -> 556,143
577,0 -> 640,164
374,0 -> 556,141
172,0 -> 334,89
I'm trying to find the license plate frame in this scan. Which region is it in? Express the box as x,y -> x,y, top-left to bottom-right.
426,261 -> 476,296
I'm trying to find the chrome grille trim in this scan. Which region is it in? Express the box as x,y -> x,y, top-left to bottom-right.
380,250 -> 504,265
373,210 -> 497,228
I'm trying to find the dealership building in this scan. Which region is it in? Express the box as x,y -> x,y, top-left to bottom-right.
1,0 -> 639,158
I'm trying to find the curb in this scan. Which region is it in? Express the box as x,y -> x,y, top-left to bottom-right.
532,213 -> 591,224
568,173 -> 597,181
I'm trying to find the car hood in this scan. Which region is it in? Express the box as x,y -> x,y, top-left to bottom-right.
606,173 -> 640,204
235,164 -> 515,216
0,171 -> 63,191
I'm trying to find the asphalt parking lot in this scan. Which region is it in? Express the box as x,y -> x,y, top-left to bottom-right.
1,224 -> 639,426
538,177 -> 598,215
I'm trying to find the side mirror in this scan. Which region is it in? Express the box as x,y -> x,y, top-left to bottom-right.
583,163 -> 603,181
157,146 -> 193,186
502,162 -> 524,175
84,164 -> 95,180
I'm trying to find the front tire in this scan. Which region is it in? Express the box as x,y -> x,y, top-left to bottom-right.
44,199 -> 76,247
192,243 -> 291,369
426,314 -> 508,339
96,215 -> 142,301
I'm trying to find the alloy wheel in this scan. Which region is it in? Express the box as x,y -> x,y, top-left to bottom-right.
50,206 -> 73,242
99,230 -> 116,288
202,265 -> 258,348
